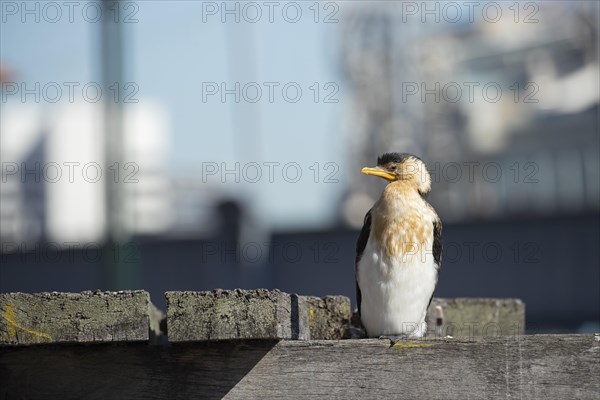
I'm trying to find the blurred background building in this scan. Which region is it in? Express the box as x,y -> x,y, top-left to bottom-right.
1,0 -> 598,333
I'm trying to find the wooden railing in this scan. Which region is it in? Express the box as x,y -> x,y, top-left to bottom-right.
1,290 -> 597,399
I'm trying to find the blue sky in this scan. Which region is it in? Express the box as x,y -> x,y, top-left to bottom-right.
1,1 -> 351,229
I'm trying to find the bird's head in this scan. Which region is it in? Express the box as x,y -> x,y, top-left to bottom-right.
361,152 -> 432,196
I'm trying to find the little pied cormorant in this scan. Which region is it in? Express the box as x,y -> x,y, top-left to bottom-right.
356,153 -> 442,339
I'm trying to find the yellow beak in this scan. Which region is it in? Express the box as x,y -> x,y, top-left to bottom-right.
361,167 -> 396,181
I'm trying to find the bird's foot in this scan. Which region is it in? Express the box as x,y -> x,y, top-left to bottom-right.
379,334 -> 411,347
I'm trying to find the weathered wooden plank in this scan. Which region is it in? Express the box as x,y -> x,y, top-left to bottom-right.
228,335 -> 600,399
0,340 -> 278,400
166,289 -> 307,341
167,290 -> 524,342
166,289 -> 352,341
0,335 -> 597,400
349,297 -> 526,338
0,291 -> 150,345
426,297 -> 525,337
303,295 -> 351,340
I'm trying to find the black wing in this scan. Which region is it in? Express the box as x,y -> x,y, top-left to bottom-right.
427,217 -> 443,310
433,218 -> 442,267
355,209 -> 372,317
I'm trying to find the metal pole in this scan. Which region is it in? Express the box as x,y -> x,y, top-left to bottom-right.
101,0 -> 138,290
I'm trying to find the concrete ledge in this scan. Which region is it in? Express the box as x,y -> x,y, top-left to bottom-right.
0,291 -> 150,345
166,289 -> 352,342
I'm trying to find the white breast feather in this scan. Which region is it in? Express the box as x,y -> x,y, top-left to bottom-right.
357,218 -> 438,338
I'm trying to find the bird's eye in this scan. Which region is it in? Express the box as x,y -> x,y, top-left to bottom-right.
389,165 -> 397,171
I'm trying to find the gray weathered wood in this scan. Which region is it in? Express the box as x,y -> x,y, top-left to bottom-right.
166,289 -> 352,341
0,290 -> 525,345
227,335 -> 600,399
0,291 -> 150,345
350,297 -> 526,338
0,334 -> 597,399
302,295 -> 351,340
167,290 -> 525,342
166,289 -> 307,341
426,297 -> 525,337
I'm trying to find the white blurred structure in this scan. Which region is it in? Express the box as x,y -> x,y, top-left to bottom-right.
0,101 -> 172,248
46,103 -> 106,243
122,102 -> 172,234
1,104 -> 45,245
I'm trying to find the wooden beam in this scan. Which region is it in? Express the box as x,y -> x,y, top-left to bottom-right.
1,335 -> 597,399
426,297 -> 525,337
166,289 -> 352,341
0,291 -> 150,344
1,290 -> 526,345
167,290 -> 525,341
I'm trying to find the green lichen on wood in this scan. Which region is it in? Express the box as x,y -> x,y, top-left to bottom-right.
0,291 -> 150,345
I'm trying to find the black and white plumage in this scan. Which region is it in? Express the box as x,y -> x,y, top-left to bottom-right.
356,153 -> 442,338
